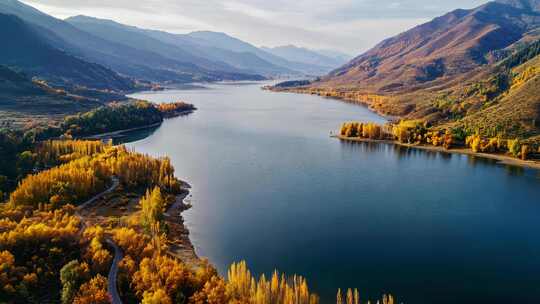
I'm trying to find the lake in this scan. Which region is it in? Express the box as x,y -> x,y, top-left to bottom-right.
128,82 -> 540,304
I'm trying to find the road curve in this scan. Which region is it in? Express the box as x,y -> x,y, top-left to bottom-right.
106,239 -> 124,304
77,177 -> 120,211
75,176 -> 123,304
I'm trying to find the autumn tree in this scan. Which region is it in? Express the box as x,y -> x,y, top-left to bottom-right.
140,187 -> 166,235
60,260 -> 91,304
72,274 -> 110,304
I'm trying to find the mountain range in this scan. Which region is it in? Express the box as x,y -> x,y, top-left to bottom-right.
0,0 -> 348,94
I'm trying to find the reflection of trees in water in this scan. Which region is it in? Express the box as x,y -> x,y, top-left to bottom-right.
505,164 -> 524,176
467,156 -> 525,177
339,140 -> 534,178
113,126 -> 160,145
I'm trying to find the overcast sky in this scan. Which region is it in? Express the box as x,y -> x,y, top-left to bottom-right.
21,0 -> 489,55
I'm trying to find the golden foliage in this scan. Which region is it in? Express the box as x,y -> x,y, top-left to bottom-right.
9,143 -> 182,209
225,261 -> 319,304
36,139 -> 111,165
340,122 -> 389,140
133,254 -> 195,302
0,206 -> 83,302
112,227 -> 153,260
8,155 -> 110,208
72,274 -> 110,304
140,187 -> 166,234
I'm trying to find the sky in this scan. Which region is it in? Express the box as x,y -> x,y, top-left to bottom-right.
21,0 -> 489,55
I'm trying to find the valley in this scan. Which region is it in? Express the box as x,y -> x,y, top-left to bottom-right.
1,0 -> 540,303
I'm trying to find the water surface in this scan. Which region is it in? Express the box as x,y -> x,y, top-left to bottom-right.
128,82 -> 540,304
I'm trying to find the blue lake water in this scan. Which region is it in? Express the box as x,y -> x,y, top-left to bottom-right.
128,82 -> 540,304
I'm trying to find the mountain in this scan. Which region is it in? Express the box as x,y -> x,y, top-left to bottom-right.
282,0 -> 540,142
261,45 -> 350,73
66,16 -> 288,77
314,49 -> 352,63
65,15 -> 334,77
186,31 -> 329,76
316,0 -> 540,91
0,13 -> 134,91
0,0 -> 262,83
141,29 -> 294,76
0,65 -> 46,96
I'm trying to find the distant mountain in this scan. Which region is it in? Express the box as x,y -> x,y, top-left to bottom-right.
314,49 -> 352,63
0,13 -> 134,91
0,0 -> 263,83
261,45 -> 350,73
317,0 -> 540,91
186,31 -> 329,76
66,16 -> 289,77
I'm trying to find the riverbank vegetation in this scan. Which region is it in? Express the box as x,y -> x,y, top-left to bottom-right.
0,99 -> 195,197
339,120 -> 540,161
1,138 -> 396,304
60,100 -> 196,138
157,101 -> 196,118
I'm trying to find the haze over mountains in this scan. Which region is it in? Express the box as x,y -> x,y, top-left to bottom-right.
0,0 -> 348,96
0,13 -> 134,91
261,45 -> 351,74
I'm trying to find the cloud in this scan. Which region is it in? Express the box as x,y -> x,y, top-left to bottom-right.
20,0 -> 488,54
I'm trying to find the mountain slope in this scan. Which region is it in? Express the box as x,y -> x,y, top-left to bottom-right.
0,13 -> 134,91
0,65 -> 103,129
0,0 -> 262,83
0,65 -> 46,96
316,0 -> 540,91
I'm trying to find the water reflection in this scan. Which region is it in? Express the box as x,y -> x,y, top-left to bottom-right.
113,125 -> 160,145
504,164 -> 525,176
340,140 -> 531,177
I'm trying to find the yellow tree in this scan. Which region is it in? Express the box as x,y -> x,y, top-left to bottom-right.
140,187 -> 166,235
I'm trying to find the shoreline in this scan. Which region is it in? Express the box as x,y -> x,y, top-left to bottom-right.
266,86 -> 398,121
83,109 -> 195,141
335,135 -> 540,170
84,122 -> 163,140
164,183 -> 201,268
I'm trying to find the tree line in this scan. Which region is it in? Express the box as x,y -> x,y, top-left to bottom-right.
340,120 -> 539,160
8,140 -> 182,209
0,100 -> 195,197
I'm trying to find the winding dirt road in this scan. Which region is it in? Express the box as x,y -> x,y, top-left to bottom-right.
76,177 -> 123,304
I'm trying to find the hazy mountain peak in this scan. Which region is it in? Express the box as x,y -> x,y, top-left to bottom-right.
66,15 -> 141,32
0,0 -> 48,17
